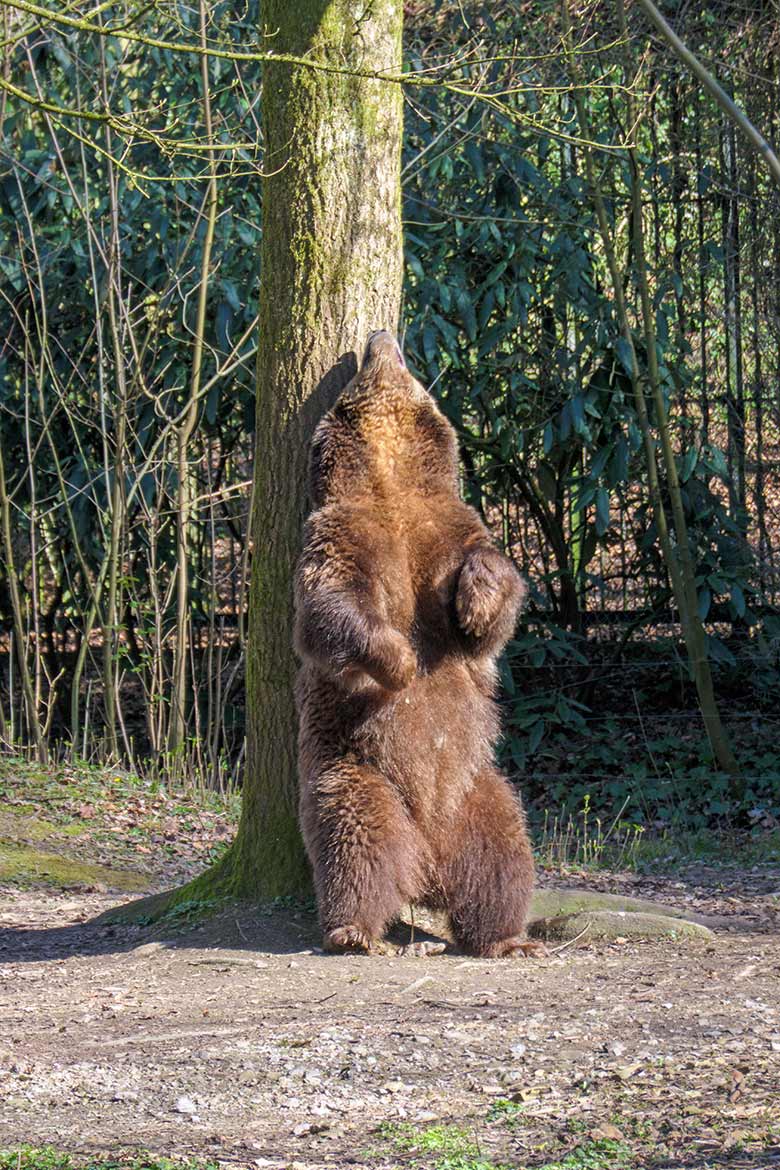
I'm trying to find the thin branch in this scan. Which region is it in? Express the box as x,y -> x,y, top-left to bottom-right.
633,0 -> 780,189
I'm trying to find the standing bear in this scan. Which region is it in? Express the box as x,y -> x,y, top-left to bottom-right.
294,330 -> 537,957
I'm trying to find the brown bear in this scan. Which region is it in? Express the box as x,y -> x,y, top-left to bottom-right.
294,330 -> 537,957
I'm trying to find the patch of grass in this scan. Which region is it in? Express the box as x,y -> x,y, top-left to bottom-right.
536,796 -> 780,873
430,1161 -> 503,1170
379,1122 -> 479,1158
535,1139 -> 633,1170
0,754 -> 240,823
0,811 -> 88,846
0,1149 -> 220,1170
485,1098 -> 525,1129
377,1122 -> 506,1170
268,892 -> 318,915
537,797 -> 646,871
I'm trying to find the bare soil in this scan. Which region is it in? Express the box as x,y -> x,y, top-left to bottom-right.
2,864 -> 780,1169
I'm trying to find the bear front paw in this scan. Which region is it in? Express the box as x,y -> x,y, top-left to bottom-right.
455,548 -> 519,639
369,628 -> 417,692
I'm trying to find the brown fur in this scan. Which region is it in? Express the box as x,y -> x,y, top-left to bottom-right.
294,331 -> 536,957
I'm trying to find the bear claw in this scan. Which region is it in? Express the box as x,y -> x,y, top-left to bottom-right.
323,925 -> 375,954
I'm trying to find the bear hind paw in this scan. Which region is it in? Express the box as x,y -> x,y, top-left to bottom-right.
323,925 -> 377,954
482,936 -> 549,959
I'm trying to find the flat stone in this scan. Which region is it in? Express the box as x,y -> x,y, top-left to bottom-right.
529,909 -> 714,943
529,888 -> 711,924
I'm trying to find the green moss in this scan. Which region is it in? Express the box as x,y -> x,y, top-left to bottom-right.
60,822 -> 87,838
0,844 -> 149,892
0,810 -> 88,843
0,813 -> 56,842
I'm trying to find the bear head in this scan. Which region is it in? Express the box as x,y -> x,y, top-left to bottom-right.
308,330 -> 459,508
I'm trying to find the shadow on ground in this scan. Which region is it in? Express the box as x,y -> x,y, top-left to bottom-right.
0,900 -> 319,964
0,897 -> 452,964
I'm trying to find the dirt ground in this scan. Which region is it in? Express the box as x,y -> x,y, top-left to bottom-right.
2,863 -> 780,1170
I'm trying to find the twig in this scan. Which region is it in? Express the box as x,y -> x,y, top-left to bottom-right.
548,921 -> 592,954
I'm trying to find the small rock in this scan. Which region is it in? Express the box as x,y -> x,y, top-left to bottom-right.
133,941 -> 167,957
175,1095 -> 198,1114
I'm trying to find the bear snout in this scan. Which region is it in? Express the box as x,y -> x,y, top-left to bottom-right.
364,330 -> 406,368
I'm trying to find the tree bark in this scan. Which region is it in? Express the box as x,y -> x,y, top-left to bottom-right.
216,0 -> 404,898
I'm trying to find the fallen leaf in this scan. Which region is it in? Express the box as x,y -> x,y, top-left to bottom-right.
590,1123 -> 625,1142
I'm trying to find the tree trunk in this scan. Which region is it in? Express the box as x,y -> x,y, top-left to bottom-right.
721,117 -> 746,527
695,104 -> 710,442
213,0 -> 404,899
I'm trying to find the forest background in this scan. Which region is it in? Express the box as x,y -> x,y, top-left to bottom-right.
1,0 -> 779,844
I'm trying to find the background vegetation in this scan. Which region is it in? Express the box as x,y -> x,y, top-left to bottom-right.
1,0 -> 779,832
